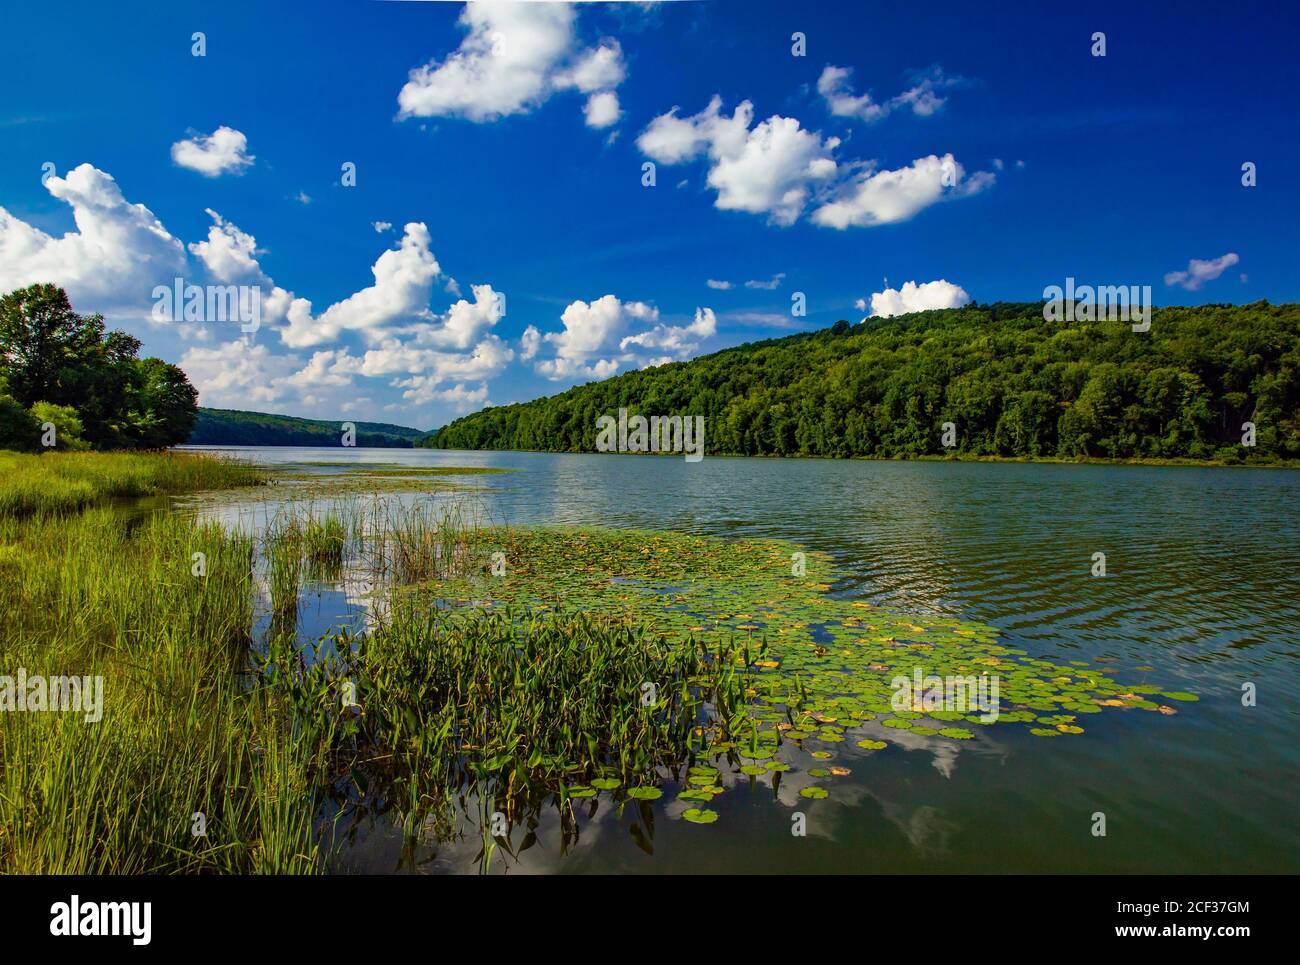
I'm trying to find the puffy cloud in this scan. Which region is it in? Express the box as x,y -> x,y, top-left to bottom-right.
556,41 -> 626,93
284,349 -> 357,390
187,209 -> 295,324
280,223 -> 444,348
869,279 -> 971,317
0,161 -> 513,422
818,66 -> 890,123
187,210 -> 512,408
641,90 -> 992,230
409,283 -> 506,350
179,339 -> 299,407
706,278 -> 733,290
392,335 -> 515,402
811,153 -> 994,230
170,126 -> 254,177
432,382 -> 490,413
371,333 -> 513,380
620,306 -> 716,354
0,163 -> 185,311
639,97 -> 838,226
532,294 -> 656,382
397,3 -> 625,126
582,91 -> 621,128
638,96 -> 751,164
534,355 -> 621,383
818,65 -> 963,123
373,221 -> 392,233
543,294 -> 654,359
519,324 -> 541,360
533,293 -> 725,381
188,209 -> 267,284
1164,252 -> 1239,291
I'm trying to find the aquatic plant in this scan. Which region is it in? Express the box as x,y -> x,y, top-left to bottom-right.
0,450 -> 265,519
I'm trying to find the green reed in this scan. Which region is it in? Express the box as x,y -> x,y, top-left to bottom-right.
0,508 -> 321,873
0,449 -> 266,518
0,457 -> 760,874
262,600 -> 750,845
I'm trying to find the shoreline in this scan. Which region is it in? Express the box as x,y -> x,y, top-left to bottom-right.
406,445 -> 1300,471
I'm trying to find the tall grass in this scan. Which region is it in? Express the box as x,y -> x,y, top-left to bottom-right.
0,450 -> 266,518
0,510 -> 321,873
266,600 -> 749,847
0,459 -> 749,873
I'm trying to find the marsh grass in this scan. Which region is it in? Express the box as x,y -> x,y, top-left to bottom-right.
265,601 -> 751,852
0,508 -> 322,873
0,464 -> 756,873
0,450 -> 266,518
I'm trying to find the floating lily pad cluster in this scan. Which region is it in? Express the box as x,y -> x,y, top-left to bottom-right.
398,525 -> 1195,823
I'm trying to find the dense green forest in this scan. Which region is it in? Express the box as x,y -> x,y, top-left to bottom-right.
1,284 -> 198,451
425,302 -> 1300,463
190,408 -> 425,448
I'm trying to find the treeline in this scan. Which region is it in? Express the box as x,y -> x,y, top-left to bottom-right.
425,302 -> 1300,462
1,284 -> 198,451
190,408 -> 425,448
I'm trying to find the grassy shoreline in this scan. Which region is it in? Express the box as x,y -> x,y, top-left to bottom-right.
0,450 -> 268,518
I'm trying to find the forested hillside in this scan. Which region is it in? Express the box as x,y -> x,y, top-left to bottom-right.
190,408 -> 425,448
424,302 -> 1300,462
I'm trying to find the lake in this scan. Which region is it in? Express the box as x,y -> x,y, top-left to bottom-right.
179,446 -> 1300,874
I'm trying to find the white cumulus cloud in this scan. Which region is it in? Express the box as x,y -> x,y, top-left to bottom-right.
583,90 -> 621,128
868,279 -> 971,317
640,98 -> 990,230
620,306 -> 716,354
397,3 -> 625,127
519,324 -> 541,360
280,223 -> 444,348
170,126 -> 255,177
0,163 -> 185,312
812,153 -> 994,230
639,97 -> 838,226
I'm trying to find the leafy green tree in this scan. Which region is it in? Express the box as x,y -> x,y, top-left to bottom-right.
130,358 -> 200,448
0,285 -> 200,450
0,377 -> 40,451
29,401 -> 90,450
0,284 -> 106,413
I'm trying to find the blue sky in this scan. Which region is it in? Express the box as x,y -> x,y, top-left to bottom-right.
2,0 -> 1296,430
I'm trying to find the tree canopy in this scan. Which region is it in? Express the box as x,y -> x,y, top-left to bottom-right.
424,301 -> 1300,463
0,284 -> 199,451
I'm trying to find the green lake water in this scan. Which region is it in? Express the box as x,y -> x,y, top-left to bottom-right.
179,446 -> 1300,874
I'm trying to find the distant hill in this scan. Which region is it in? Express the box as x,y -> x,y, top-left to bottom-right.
423,301 -> 1300,462
189,408 -> 428,448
